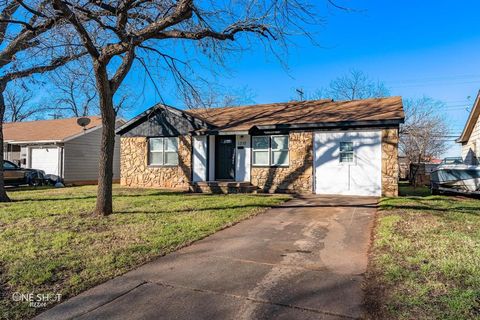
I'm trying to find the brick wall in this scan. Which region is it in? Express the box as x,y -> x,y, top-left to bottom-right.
381,128 -> 399,196
120,136 -> 192,189
250,131 -> 313,193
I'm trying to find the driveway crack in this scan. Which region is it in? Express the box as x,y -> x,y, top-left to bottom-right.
153,278 -> 358,319
72,280 -> 148,319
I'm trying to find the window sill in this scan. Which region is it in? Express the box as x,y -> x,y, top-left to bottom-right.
252,165 -> 289,168
148,164 -> 179,168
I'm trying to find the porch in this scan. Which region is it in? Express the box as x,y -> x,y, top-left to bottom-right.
189,181 -> 258,193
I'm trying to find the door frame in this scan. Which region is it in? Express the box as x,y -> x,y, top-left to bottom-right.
192,135 -> 209,182
214,135 -> 236,180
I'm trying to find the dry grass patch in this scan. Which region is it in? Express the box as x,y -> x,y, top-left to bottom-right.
365,184 -> 480,320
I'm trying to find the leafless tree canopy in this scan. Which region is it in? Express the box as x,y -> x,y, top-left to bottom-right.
47,0 -> 323,215
400,97 -> 449,164
46,0 -> 321,106
3,84 -> 47,122
0,0 -> 86,202
315,69 -> 390,101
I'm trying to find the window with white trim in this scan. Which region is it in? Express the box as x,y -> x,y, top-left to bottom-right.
339,141 -> 354,163
252,135 -> 289,166
148,137 -> 179,166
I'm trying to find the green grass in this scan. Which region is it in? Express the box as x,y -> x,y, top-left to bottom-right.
366,184 -> 480,320
0,185 -> 289,319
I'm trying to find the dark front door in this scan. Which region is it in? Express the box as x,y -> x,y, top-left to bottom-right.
215,135 -> 236,180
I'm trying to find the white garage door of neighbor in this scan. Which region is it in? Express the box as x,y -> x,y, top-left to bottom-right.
31,147 -> 60,175
314,130 -> 382,196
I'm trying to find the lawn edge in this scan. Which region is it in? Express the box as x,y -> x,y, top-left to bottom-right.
363,197 -> 387,320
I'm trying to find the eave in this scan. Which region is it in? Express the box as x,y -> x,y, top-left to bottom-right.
457,90 -> 480,143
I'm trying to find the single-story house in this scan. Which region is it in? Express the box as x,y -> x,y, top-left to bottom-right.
116,97 -> 405,196
4,117 -> 123,185
457,90 -> 480,165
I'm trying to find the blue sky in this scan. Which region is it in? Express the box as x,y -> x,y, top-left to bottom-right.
125,0 -> 480,158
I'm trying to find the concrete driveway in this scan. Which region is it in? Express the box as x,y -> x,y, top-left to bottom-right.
37,195 -> 377,320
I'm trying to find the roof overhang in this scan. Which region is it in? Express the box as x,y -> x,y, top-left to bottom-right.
254,119 -> 404,131
193,130 -> 250,136
5,140 -> 63,145
191,119 -> 404,135
457,90 -> 480,143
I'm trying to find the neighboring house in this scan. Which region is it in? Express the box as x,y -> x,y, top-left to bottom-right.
457,91 -> 480,165
117,97 -> 404,197
4,117 -> 124,185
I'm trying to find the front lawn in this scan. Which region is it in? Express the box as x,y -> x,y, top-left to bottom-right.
366,185 -> 480,319
0,185 -> 289,319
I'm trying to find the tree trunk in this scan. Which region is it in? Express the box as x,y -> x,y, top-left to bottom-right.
0,82 -> 11,202
94,63 -> 116,216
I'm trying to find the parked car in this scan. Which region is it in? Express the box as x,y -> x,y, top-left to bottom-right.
3,160 -> 45,186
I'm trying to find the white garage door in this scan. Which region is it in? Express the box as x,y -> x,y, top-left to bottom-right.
31,147 -> 60,175
314,130 -> 382,196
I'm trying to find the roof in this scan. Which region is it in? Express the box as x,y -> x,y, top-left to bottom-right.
457,90 -> 480,143
185,96 -> 404,132
117,96 -> 405,136
4,116 -> 103,143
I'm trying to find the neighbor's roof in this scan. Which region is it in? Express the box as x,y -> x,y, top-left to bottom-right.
185,96 -> 405,132
4,116 -> 103,143
457,90 -> 480,143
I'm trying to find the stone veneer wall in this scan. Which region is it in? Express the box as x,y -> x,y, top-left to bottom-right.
120,136 -> 192,189
381,128 -> 399,197
120,129 -> 399,196
251,131 -> 313,193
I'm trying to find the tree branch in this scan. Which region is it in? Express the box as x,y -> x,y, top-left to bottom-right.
110,46 -> 135,93
0,2 -> 20,45
52,0 -> 100,58
1,52 -> 86,82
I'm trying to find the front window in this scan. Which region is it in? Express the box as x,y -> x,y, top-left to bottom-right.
252,135 -> 289,166
339,141 -> 354,163
149,137 -> 179,166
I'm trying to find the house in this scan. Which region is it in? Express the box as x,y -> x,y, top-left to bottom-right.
457,91 -> 480,165
116,97 -> 405,196
4,117 -> 124,185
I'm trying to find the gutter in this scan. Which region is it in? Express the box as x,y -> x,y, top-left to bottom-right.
255,119 -> 404,130
5,140 -> 63,145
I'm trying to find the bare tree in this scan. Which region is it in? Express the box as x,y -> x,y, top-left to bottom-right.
0,1 -> 85,202
3,83 -> 49,122
49,66 -> 98,117
199,85 -> 256,108
314,69 -> 390,100
51,0 -> 322,216
400,97 -> 449,186
49,63 -> 135,118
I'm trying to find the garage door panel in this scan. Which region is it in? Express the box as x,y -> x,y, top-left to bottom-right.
314,131 -> 382,196
31,147 -> 60,176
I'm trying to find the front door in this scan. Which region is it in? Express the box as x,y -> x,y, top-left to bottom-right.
215,135 -> 236,180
